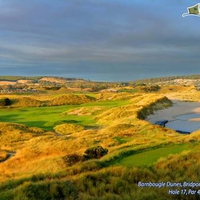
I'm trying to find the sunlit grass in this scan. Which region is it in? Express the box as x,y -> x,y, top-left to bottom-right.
0,100 -> 128,130
113,143 -> 191,167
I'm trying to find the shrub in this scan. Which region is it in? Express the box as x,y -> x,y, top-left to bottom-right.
83,146 -> 108,160
141,85 -> 161,92
0,98 -> 10,106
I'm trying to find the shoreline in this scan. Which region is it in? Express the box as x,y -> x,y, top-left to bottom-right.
146,100 -> 200,123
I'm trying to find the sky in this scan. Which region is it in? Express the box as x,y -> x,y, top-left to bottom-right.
0,0 -> 200,81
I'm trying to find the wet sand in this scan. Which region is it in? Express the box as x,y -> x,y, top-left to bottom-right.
146,100 -> 200,123
188,118 -> 200,122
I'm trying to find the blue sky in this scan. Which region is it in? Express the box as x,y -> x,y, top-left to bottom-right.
0,0 -> 200,81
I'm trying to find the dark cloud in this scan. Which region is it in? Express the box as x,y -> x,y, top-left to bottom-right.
0,0 -> 199,81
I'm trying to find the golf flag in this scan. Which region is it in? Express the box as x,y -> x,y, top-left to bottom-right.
182,3 -> 200,17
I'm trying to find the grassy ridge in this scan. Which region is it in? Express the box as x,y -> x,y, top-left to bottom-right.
137,96 -> 172,119
9,94 -> 95,107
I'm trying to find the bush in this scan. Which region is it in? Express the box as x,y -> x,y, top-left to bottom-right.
83,146 -> 108,160
141,85 -> 161,92
0,98 -> 10,106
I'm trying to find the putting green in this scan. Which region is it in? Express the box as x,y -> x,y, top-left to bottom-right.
114,144 -> 191,167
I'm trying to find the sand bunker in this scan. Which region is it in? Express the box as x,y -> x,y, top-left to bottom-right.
189,118 -> 200,122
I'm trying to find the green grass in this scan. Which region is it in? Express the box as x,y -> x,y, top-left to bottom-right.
113,144 -> 191,167
0,100 -> 128,131
114,137 -> 133,144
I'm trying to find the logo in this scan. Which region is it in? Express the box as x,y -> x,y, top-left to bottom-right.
182,3 -> 200,17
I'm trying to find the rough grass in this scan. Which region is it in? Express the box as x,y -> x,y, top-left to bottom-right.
48,94 -> 95,106
54,123 -> 84,135
14,97 -> 41,107
0,151 -> 8,162
0,122 -> 44,151
0,94 -> 96,108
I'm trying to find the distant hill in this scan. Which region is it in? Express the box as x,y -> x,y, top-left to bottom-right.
0,76 -> 42,81
0,76 -> 87,82
133,74 -> 200,86
0,74 -> 200,86
38,76 -> 88,84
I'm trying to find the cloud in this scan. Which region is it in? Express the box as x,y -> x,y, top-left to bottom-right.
0,0 -> 199,80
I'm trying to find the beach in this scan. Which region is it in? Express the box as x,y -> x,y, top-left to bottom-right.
146,100 -> 200,123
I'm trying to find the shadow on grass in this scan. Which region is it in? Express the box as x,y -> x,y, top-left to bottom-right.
12,120 -> 51,131
0,114 -> 24,122
85,126 -> 100,130
53,120 -> 81,126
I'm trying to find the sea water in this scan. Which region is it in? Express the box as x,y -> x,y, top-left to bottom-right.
165,113 -> 200,133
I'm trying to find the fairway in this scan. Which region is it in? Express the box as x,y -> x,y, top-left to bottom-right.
0,100 -> 128,131
114,144 -> 191,167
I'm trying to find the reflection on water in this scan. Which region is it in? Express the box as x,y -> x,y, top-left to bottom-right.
166,113 -> 200,133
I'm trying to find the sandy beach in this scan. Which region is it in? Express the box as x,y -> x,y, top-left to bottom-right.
146,100 -> 200,123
